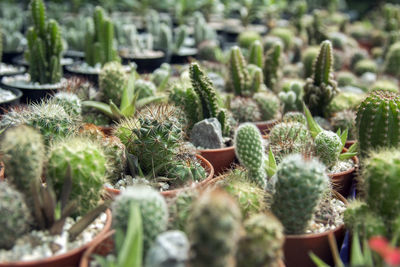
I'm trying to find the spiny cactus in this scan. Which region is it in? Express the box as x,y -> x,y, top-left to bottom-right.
187,189 -> 242,267
303,40 -> 339,117
279,81 -> 304,113
237,213 -> 284,267
302,46 -> 319,78
254,92 -> 280,121
263,43 -> 282,93
152,63 -> 171,91
354,59 -> 377,76
331,110 -> 356,140
283,112 -> 306,125
270,27 -> 293,51
193,12 -> 217,46
1,125 -> 44,197
47,136 -> 108,216
99,61 -> 127,105
168,189 -> 199,231
314,130 -> 342,168
230,97 -> 261,123
53,92 -> 82,117
384,42 -> 400,77
135,79 -> 156,99
356,90 -> 400,156
112,185 -> 168,253
25,0 -> 63,84
0,182 -> 32,249
197,40 -> 221,62
271,153 -> 330,234
84,6 -> 120,66
234,123 -> 266,188
248,40 -> 263,68
238,31 -> 261,49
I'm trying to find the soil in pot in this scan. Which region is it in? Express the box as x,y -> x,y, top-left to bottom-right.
255,119 -> 280,135
0,87 -> 23,113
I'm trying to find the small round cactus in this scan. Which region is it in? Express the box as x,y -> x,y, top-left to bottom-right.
187,189 -> 242,267
331,110 -> 356,140
168,189 -> 199,231
270,27 -> 294,51
53,91 -> 82,117
237,212 -> 284,267
254,92 -> 280,121
111,185 -> 168,252
314,130 -> 342,168
47,136 -> 108,216
283,112 -> 306,124
230,97 -> 261,123
238,31 -> 261,49
384,42 -> 400,77
99,61 -> 127,105
354,59 -> 377,76
0,182 -> 32,249
271,154 -> 330,234
135,79 -> 156,99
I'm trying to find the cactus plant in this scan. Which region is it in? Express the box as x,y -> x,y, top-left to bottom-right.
25,0 -> 63,84
135,79 -> 157,99
53,92 -> 82,117
0,182 -> 32,249
354,59 -> 378,76
230,97 -> 261,123
356,90 -> 400,156
283,112 -> 307,124
248,40 -> 263,68
84,6 -> 120,66
187,189 -> 242,267
270,27 -> 293,51
112,185 -> 168,252
263,43 -> 282,93
237,213 -> 284,267
46,136 -> 108,216
99,61 -> 127,105
254,92 -> 280,121
238,31 -> 261,49
0,125 -> 44,197
193,12 -> 217,47
303,40 -> 339,117
234,123 -> 266,188
384,42 -> 400,77
279,81 -> 304,113
331,110 -> 357,140
302,46 -> 319,78
271,153 -> 330,234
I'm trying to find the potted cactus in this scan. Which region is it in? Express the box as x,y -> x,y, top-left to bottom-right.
1,0 -> 65,103
0,23 -> 25,78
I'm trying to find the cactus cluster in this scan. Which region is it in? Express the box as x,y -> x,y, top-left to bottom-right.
230,97 -> 261,123
303,40 -> 339,117
112,185 -> 168,252
356,90 -> 400,156
279,81 -> 304,113
25,0 -> 63,84
187,189 -> 242,267
84,6 -> 120,66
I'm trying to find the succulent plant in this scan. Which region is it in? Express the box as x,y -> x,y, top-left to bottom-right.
135,79 -> 157,99
25,0 -> 63,84
331,110 -> 357,140
99,61 -> 127,105
53,92 -> 82,117
270,27 -> 293,51
248,40 -> 263,68
279,81 -> 304,113
263,42 -> 282,93
271,153 -> 330,234
1,125 -> 44,197
0,182 -> 32,249
303,40 -> 339,117
230,97 -> 261,123
356,90 -> 400,156
306,10 -> 328,45
187,189 -> 242,267
84,6 -> 120,66
326,92 -> 365,116
234,123 -> 266,188
237,212 -> 284,267
384,42 -> 400,77
302,46 -> 319,78
254,92 -> 280,121
152,63 -> 171,91
168,189 -> 199,231
238,31 -> 261,49
112,185 -> 168,252
47,136 -> 108,216
354,59 -> 377,76
193,12 -> 217,47
283,112 -> 306,125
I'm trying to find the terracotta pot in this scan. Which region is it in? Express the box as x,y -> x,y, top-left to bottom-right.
0,209 -> 112,267
105,154 -> 214,198
80,230 -> 115,267
255,119 -> 280,135
283,191 -> 347,267
197,146 -> 236,175
329,148 -> 359,198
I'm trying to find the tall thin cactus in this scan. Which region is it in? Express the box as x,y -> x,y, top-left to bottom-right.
248,40 -> 263,68
263,43 -> 282,93
25,0 -> 63,84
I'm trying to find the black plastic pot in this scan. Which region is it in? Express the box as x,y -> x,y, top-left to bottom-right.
2,50 -> 24,65
120,51 -> 166,73
0,65 -> 26,79
0,87 -> 23,113
170,47 -> 198,64
64,50 -> 85,61
65,62 -> 100,85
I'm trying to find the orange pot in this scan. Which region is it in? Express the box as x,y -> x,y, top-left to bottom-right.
255,119 -> 279,135
197,146 -> 236,175
105,154 -> 214,198
80,230 -> 115,267
0,209 -> 112,267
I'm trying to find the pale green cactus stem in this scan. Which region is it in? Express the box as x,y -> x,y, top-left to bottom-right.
248,40 -> 263,68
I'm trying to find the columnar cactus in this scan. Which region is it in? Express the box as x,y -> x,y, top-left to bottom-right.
46,137 -> 108,216
263,43 -> 282,93
271,154 -> 330,234
356,90 -> 400,156
248,40 -> 263,68
0,182 -> 32,249
303,40 -> 339,117
25,0 -> 63,84
187,189 -> 242,267
84,6 -> 119,66
99,61 -> 127,105
302,46 -> 319,78
111,185 -> 168,252
237,213 -> 284,267
234,123 -> 267,188
384,42 -> 400,77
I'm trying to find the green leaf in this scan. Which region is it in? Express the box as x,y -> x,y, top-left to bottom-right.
350,231 -> 365,266
120,71 -> 136,111
309,252 -> 330,267
120,91 -> 139,117
82,100 -> 114,118
265,148 -> 277,178
303,102 -> 323,138
110,100 -> 123,119
339,128 -> 348,152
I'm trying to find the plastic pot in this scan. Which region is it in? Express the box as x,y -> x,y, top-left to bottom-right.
105,154 -> 214,199
0,87 -> 23,113
0,209 -> 112,267
120,50 -> 166,73
170,47 -> 198,64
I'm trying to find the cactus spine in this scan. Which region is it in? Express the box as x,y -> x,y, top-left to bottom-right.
271,154 -> 329,234
356,90 -> 400,156
234,123 -> 267,188
187,189 -> 242,267
303,40 -> 339,117
263,43 -> 282,93
25,0 -> 63,84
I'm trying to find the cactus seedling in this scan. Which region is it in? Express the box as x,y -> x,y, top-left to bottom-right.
279,81 -> 304,113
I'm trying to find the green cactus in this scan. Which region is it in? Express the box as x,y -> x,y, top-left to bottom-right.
151,63 -> 171,91
111,185 -> 168,253
263,42 -> 282,93
135,79 -> 156,99
336,71 -> 357,87
174,25 -> 187,53
1,125 -> 44,198
254,92 -> 280,121
238,31 -> 261,49
99,61 -> 127,105
237,213 -> 284,267
326,92 -> 365,116
270,27 -> 293,51
303,40 -> 339,117
356,90 -> 400,156
187,189 -> 242,267
370,80 -> 399,93
307,10 -> 328,45
168,189 -> 198,231
354,59 -> 378,76
302,46 -> 320,78
197,40 -> 222,62
53,92 -> 82,117
314,130 -> 342,168
384,42 -> 400,77
248,40 -> 263,68
84,6 -> 120,66
279,81 -> 304,113
230,97 -> 261,123
0,182 -> 32,249
283,112 -> 306,124
25,0 -> 63,84
331,110 -> 357,140
271,153 -> 330,234
193,12 -> 216,46
165,156 -> 207,185
46,136 -> 108,216
234,123 -> 266,188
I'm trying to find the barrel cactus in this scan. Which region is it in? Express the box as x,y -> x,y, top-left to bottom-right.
230,97 -> 261,123
314,130 -> 342,168
271,154 -> 330,234
356,90 -> 400,156
99,61 -> 127,105
254,92 -> 280,121
111,185 -> 168,252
